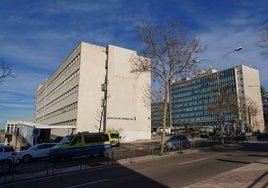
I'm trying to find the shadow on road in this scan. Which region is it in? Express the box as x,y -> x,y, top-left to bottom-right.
247,170 -> 268,188
216,158 -> 250,164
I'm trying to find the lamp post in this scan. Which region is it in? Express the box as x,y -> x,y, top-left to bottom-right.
216,47 -> 242,68
215,47 -> 242,144
193,47 -> 242,142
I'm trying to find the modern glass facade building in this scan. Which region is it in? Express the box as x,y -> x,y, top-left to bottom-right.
263,91 -> 268,129
170,65 -> 265,132
151,102 -> 170,131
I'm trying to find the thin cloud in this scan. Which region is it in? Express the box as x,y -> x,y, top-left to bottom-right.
0,0 -> 268,128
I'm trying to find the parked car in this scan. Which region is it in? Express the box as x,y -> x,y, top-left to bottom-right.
0,145 -> 19,174
163,135 -> 190,150
18,143 -> 57,163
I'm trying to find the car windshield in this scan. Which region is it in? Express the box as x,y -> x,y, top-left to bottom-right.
59,135 -> 75,145
110,133 -> 120,139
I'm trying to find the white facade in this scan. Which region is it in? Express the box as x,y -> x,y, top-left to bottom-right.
236,65 -> 265,131
5,120 -> 33,134
35,42 -> 151,142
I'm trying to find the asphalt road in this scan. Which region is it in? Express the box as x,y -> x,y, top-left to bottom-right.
1,142 -> 268,188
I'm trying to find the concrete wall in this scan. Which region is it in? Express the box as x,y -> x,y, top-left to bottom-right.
241,65 -> 265,131
106,45 -> 151,141
76,42 -> 106,132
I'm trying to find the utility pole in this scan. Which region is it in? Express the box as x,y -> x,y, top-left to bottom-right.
102,46 -> 109,132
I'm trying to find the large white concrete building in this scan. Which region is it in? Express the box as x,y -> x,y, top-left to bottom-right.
35,42 -> 151,142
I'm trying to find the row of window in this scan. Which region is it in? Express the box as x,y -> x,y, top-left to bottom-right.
36,102 -> 78,122
5,124 -> 17,133
172,74 -> 217,90
172,105 -> 206,112
36,69 -> 80,109
46,69 -> 80,103
173,109 -> 235,121
51,119 -> 77,126
36,85 -> 79,114
37,53 -> 80,96
172,81 -> 235,99
173,113 -> 234,123
172,94 -> 211,103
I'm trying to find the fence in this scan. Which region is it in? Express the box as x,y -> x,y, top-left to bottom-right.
0,138 -> 222,184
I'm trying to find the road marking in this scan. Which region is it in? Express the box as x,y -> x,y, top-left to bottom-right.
67,179 -> 110,188
4,165 -> 120,186
178,158 -> 209,165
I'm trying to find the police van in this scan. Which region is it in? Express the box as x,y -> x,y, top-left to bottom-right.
50,132 -> 110,160
107,131 -> 121,147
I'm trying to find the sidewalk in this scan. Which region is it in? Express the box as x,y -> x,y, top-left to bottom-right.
183,158 -> 268,188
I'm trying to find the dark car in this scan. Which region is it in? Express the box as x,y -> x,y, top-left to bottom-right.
164,135 -> 190,150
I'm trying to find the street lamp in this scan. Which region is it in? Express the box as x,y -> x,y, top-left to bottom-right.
216,47 -> 242,68
216,47 -> 243,144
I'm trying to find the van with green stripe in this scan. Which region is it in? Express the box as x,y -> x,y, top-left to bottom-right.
50,132 -> 110,160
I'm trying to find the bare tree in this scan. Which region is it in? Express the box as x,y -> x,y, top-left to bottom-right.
95,109 -> 104,134
258,24 -> 268,60
131,21 -> 205,154
208,86 -> 262,138
206,85 -> 240,142
0,60 -> 14,83
261,86 -> 268,129
246,98 -> 259,132
238,96 -> 261,133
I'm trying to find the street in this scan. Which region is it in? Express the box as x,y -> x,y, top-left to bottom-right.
1,142 -> 268,188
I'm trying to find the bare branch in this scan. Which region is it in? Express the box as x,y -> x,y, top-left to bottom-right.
131,21 -> 206,154
258,24 -> 268,60
0,60 -> 15,83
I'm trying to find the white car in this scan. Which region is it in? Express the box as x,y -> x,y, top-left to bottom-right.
0,145 -> 19,174
18,143 -> 57,163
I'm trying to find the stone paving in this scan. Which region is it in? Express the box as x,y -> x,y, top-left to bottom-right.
183,158 -> 268,188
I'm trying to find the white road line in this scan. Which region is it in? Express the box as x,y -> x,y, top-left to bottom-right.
68,178 -> 110,188
178,158 -> 209,165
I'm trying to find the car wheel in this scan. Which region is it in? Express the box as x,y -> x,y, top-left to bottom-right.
22,155 -> 32,163
0,160 -> 12,174
172,144 -> 176,151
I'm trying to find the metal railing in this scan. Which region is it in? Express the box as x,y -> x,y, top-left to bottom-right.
0,138 -> 241,184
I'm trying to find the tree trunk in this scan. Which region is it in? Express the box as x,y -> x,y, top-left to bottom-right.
160,80 -> 169,155
168,79 -> 173,129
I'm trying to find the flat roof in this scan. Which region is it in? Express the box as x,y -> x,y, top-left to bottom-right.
18,123 -> 76,129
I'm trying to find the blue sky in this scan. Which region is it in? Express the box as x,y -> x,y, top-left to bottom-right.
0,0 -> 268,129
